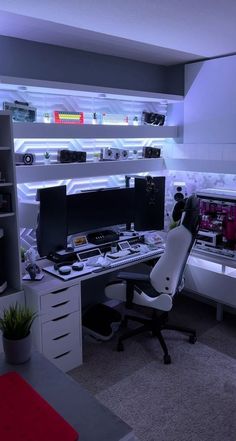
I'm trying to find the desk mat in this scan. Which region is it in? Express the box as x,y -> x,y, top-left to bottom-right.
0,371 -> 79,441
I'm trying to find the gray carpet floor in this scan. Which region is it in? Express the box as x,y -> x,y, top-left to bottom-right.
69,296 -> 236,441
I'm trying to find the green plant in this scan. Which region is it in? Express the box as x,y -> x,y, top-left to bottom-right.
44,151 -> 50,159
0,303 -> 36,340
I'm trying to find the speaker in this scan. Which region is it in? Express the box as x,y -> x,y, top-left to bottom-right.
142,147 -> 161,158
15,153 -> 35,165
36,185 -> 67,257
134,176 -> 165,231
173,182 -> 187,202
58,150 -> 87,163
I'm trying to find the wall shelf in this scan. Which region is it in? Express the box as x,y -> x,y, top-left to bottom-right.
0,183 -> 13,187
0,212 -> 15,218
164,158 -> 236,174
0,75 -> 184,103
0,147 -> 10,151
13,123 -> 178,140
16,158 -> 165,183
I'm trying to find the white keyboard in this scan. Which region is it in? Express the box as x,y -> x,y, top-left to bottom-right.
108,248 -> 164,268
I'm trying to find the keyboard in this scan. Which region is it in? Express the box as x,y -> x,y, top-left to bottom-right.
108,248 -> 164,268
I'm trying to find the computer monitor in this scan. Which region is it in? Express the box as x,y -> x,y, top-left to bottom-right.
67,187 -> 135,235
36,185 -> 67,257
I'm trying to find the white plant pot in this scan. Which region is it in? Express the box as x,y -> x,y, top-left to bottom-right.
2,333 -> 32,364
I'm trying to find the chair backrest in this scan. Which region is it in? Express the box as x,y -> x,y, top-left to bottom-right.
150,195 -> 200,298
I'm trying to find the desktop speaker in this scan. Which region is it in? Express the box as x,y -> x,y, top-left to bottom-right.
134,176 -> 165,231
173,182 -> 187,202
58,150 -> 87,163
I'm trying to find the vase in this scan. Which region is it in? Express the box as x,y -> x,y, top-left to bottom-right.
2,333 -> 32,364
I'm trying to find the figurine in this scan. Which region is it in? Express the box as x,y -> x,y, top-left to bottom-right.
25,248 -> 41,280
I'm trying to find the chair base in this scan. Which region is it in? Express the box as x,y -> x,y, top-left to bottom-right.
117,312 -> 196,364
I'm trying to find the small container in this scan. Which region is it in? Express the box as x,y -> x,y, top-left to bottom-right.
43,113 -> 51,123
133,116 -> 139,126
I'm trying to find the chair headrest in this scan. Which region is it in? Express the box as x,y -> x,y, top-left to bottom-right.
182,195 -> 200,235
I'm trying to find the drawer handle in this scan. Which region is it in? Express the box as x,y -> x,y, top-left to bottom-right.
51,288 -> 69,294
54,350 -> 71,359
51,300 -> 69,308
53,333 -> 70,341
52,314 -> 70,322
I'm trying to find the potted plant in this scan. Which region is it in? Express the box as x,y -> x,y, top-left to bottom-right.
133,149 -> 138,159
44,151 -> 51,164
0,303 -> 36,364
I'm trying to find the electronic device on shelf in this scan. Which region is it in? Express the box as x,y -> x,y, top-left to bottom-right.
58,149 -> 86,163
142,146 -> 161,158
15,153 -> 35,165
87,230 -> 119,245
142,111 -> 165,126
54,111 -> 84,124
77,248 -> 101,261
100,148 -> 121,161
195,188 -> 236,258
3,100 -> 36,122
118,241 -> 131,250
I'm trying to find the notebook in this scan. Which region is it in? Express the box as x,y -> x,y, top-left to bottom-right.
0,371 -> 79,441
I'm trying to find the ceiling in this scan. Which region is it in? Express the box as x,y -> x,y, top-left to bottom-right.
0,1 -> 235,66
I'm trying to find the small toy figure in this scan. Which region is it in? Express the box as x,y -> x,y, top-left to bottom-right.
25,248 -> 41,280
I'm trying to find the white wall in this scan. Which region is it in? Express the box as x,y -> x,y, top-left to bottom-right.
184,55 -> 236,144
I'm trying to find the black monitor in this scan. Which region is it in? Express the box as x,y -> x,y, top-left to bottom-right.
36,185 -> 67,257
67,187 -> 135,235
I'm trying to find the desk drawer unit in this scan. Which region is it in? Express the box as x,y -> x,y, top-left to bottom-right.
40,285 -> 79,323
42,311 -> 82,372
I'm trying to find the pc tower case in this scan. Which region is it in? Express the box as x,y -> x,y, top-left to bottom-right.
195,188 -> 236,258
134,176 -> 165,231
0,228 -> 7,293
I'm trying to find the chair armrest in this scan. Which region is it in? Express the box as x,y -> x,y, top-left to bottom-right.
117,271 -> 150,282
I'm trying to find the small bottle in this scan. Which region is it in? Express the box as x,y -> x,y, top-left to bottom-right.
43,112 -> 51,123
92,112 -> 97,125
133,116 -> 139,126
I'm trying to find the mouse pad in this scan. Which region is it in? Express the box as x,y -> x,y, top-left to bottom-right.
0,372 -> 79,441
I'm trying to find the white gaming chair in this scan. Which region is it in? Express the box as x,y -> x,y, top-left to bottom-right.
105,194 -> 200,364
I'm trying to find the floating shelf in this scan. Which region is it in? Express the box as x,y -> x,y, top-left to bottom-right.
164,158 -> 236,174
16,158 -> 165,183
0,182 -> 13,187
0,146 -> 11,151
0,212 -> 15,218
13,123 -> 178,140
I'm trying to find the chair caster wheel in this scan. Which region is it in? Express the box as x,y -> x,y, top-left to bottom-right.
189,335 -> 197,344
117,341 -> 124,352
164,354 -> 171,364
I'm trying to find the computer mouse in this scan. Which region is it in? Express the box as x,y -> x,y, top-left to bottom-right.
72,262 -> 84,271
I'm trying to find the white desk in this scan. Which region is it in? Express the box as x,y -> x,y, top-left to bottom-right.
23,247 -> 163,372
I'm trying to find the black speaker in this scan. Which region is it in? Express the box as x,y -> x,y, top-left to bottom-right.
58,150 -> 86,163
36,185 -> 67,257
15,153 -> 35,165
134,176 -> 165,231
142,147 -> 161,158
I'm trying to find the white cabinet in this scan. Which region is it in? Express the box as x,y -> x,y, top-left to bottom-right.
24,280 -> 82,372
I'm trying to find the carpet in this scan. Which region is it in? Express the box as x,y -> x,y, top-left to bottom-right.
70,333 -> 236,441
